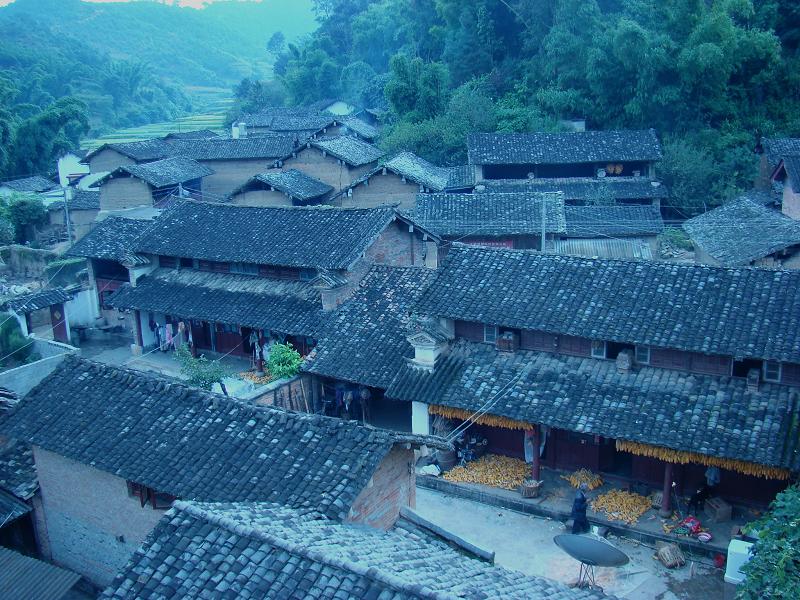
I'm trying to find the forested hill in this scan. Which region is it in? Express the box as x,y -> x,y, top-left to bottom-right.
0,0 -> 316,179
273,0 -> 800,216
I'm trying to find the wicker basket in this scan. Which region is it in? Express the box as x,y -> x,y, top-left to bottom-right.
519,479 -> 543,498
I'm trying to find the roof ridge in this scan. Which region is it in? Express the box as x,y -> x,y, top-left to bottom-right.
174,501 -> 462,600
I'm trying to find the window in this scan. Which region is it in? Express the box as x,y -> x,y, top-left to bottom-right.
763,361 -> 781,383
127,480 -> 175,510
635,345 -> 650,365
483,325 -> 498,344
591,340 -> 607,359
231,262 -> 259,276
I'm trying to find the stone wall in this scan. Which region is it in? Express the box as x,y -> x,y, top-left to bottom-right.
32,448 -> 165,586
346,446 -> 415,530
0,245 -> 55,278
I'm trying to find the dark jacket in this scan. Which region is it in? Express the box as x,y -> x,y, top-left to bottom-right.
571,490 -> 588,520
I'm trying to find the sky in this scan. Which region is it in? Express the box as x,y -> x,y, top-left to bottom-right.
0,0 -> 266,8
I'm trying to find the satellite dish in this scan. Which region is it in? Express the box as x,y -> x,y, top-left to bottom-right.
554,534 -> 629,567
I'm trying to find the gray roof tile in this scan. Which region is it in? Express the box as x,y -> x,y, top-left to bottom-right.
763,137 -> 800,171
239,169 -> 334,203
481,177 -> 667,200
468,130 -> 662,165
0,175 -> 59,193
564,205 -> 664,237
414,245 -> 800,363
1,288 -> 70,314
66,217 -> 153,262
0,545 -> 80,600
107,157 -> 214,188
683,194 -> 800,266
0,438 -> 37,500
101,501 -> 610,600
311,136 -> 384,167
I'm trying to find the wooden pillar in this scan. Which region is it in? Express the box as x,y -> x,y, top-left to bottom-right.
256,330 -> 265,374
531,425 -> 541,481
133,310 -> 143,347
660,461 -> 673,517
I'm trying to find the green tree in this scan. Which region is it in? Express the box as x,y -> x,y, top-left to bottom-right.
175,345 -> 230,395
739,484 -> 800,599
267,342 -> 302,380
0,313 -> 34,366
385,55 -> 449,121
4,195 -> 47,244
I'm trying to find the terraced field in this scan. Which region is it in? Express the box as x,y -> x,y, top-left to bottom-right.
82,88 -> 234,150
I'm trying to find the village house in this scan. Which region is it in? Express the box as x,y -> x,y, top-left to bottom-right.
337,151 -> 475,209
0,357 -> 445,586
0,288 -> 73,344
98,201 -> 438,358
757,136 -> 800,188
683,191 -> 800,268
45,189 -> 100,242
771,153 -> 800,220
82,139 -> 174,174
229,168 -> 334,206
386,245 -> 800,509
65,217 -> 154,325
0,175 -> 60,198
467,130 -> 664,207
96,156 -> 213,216
341,114 -> 380,142
409,192 -> 663,258
274,135 -> 385,192
233,110 -> 341,139
100,500 -> 605,600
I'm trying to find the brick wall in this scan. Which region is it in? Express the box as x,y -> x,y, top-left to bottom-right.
364,220 -> 426,267
281,148 -> 374,192
199,159 -> 273,198
100,177 -> 153,211
783,185 -> 800,220
340,172 -> 419,209
32,447 -> 166,586
49,209 -> 99,241
88,149 -> 136,174
346,446 -> 415,530
230,188 -> 292,207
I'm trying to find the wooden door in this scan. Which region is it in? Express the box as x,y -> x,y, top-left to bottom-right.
50,303 -> 69,343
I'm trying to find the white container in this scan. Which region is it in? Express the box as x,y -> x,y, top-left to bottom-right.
724,539 -> 753,585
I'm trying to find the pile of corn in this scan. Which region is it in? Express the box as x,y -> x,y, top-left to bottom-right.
239,371 -> 272,384
443,455 -> 528,490
591,490 -> 651,525
561,469 -> 604,491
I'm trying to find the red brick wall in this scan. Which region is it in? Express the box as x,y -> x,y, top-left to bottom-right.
364,220 -> 425,267
346,446 -> 415,530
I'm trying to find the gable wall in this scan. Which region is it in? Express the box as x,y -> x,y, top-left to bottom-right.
198,159 -> 273,198
365,220 -> 430,268
782,184 -> 800,220
346,446 -> 415,530
32,447 -> 165,586
280,148 -> 373,191
339,172 -> 419,209
88,149 -> 136,174
100,177 -> 154,211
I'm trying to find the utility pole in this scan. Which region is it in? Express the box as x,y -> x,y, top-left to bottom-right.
64,187 -> 73,247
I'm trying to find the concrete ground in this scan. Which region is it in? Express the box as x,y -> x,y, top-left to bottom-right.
415,488 -> 726,599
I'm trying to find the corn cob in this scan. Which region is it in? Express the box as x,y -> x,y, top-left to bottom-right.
443,455 -> 529,490
561,469 -> 604,490
591,490 -> 651,525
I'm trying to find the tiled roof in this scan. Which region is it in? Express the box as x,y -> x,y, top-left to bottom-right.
1,288 -> 70,314
410,192 -> 566,237
133,201 -> 398,270
0,175 -> 59,193
0,439 -> 37,500
0,489 -> 30,524
102,501 -> 608,600
552,238 -> 653,260
0,357 -> 443,520
304,266 -> 438,389
0,546 -> 80,600
311,136 -> 384,167
468,130 -> 662,165
413,245 -> 800,363
66,217 -> 153,262
107,157 -> 214,189
84,139 -> 172,163
70,189 -> 100,210
763,137 -> 800,171
446,165 -> 476,190
170,136 -> 300,161
683,195 -> 800,266
235,169 -> 333,203
342,115 -> 379,140
781,155 -> 800,192
481,177 -> 668,200
387,341 -> 800,471
267,114 -> 337,133
382,152 -> 452,191
564,205 -> 664,238
163,130 -> 219,140
108,269 -> 323,337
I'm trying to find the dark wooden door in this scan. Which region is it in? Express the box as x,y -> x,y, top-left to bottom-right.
50,303 -> 69,343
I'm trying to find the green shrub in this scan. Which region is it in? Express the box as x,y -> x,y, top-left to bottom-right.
267,342 -> 302,380
0,313 -> 33,366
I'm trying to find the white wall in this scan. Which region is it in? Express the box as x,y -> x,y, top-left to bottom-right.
65,289 -> 100,327
58,154 -> 90,187
412,401 -> 430,436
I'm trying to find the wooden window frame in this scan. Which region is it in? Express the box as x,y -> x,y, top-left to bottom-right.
763,361 -> 781,383
483,325 -> 498,344
635,345 -> 650,365
591,340 -> 607,359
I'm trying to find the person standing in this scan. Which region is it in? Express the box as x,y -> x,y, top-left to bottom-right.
571,483 -> 590,534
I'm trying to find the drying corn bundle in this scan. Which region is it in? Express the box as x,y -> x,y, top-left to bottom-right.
239,371 -> 272,384
429,405 -> 534,431
443,454 -> 529,490
591,490 -> 651,525
616,439 -> 790,480
561,469 -> 603,490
